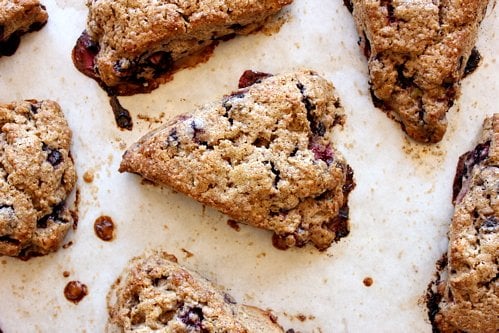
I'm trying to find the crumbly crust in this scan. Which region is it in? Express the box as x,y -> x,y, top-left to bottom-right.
350,0 -> 490,143
0,100 -> 76,258
0,0 -> 48,57
429,114 -> 498,332
107,250 -> 284,332
74,0 -> 292,95
119,69 -> 354,250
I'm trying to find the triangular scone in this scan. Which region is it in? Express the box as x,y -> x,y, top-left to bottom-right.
107,250 -> 285,332
73,0 -> 292,95
348,0 -> 490,143
427,114 -> 498,333
120,69 -> 355,251
0,100 -> 76,258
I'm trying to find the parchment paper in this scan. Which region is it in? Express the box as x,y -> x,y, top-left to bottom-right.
0,0 -> 498,332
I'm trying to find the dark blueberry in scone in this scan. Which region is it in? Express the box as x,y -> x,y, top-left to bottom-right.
107,250 -> 285,332
72,0 -> 292,96
0,100 -> 76,258
0,0 -> 48,57
348,0 -> 490,143
427,114 -> 498,333
119,69 -> 355,251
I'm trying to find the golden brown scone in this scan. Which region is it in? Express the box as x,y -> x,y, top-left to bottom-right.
427,114 -> 498,333
107,250 -> 284,332
0,100 -> 76,258
72,0 -> 292,95
348,0 -> 490,143
119,70 -> 355,251
0,0 -> 48,57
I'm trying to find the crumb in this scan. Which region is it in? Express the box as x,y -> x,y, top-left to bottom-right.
137,112 -> 166,124
297,314 -> 307,322
62,241 -> 74,249
363,277 -> 373,287
83,171 -> 94,183
227,219 -> 241,232
181,248 -> 194,258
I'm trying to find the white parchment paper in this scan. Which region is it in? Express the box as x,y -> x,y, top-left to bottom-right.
0,0 -> 498,332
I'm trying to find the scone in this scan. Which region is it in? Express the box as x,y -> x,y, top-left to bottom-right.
0,100 -> 76,258
427,114 -> 498,332
107,250 -> 284,332
72,0 -> 292,96
120,69 -> 355,250
347,0 -> 490,143
0,0 -> 48,57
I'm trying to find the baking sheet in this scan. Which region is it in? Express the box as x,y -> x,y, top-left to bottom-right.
0,0 -> 498,332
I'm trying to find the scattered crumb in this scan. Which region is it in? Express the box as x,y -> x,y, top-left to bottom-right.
1,259 -> 7,265
297,314 -> 307,322
402,137 -> 445,161
62,241 -> 73,249
283,312 -> 316,322
227,219 -> 241,231
137,112 -> 166,124
256,252 -> 266,258
83,171 -> 94,183
181,248 -> 194,258
363,277 -> 374,287
63,271 -> 70,278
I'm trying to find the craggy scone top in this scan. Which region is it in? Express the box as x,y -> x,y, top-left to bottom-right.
0,0 -> 48,56
107,250 -> 284,332
0,100 -> 76,258
350,0 -> 490,142
81,0 -> 292,93
120,70 -> 354,251
431,114 -> 498,333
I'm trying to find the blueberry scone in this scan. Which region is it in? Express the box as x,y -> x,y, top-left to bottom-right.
0,100 -> 76,258
107,250 -> 285,332
347,0 -> 490,143
427,114 -> 498,332
0,0 -> 48,57
72,0 -> 292,96
120,70 -> 355,250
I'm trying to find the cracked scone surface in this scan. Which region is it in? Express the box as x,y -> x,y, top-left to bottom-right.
0,100 -> 76,258
349,0 -> 490,143
107,250 -> 284,332
0,0 -> 48,57
428,114 -> 498,333
73,0 -> 292,95
120,70 -> 355,250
